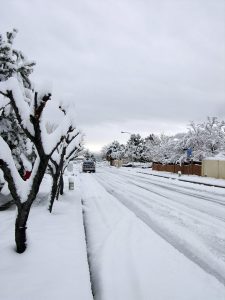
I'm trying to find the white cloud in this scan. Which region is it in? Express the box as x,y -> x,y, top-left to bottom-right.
1,0 -> 224,151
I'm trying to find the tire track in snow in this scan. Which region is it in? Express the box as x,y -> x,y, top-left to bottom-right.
127,180 -> 225,222
81,197 -> 95,300
98,169 -> 225,222
95,170 -> 225,285
79,174 -> 143,300
107,168 -> 225,207
96,171 -> 224,244
131,172 -> 225,207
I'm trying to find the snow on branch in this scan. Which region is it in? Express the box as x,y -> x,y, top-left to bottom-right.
0,77 -> 34,136
0,94 -> 10,111
40,103 -> 77,156
65,131 -> 83,161
0,136 -> 29,203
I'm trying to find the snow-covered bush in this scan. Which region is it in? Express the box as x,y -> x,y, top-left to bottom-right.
180,117 -> 225,161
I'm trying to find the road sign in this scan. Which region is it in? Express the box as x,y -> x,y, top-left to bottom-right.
187,148 -> 192,158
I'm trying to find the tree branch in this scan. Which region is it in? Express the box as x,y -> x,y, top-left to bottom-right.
6,90 -> 35,142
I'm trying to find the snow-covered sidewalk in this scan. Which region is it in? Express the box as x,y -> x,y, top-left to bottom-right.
136,167 -> 225,188
0,176 -> 93,300
80,173 -> 224,300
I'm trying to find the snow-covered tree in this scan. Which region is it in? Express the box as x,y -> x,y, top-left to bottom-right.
83,149 -> 96,161
180,117 -> 225,161
0,29 -> 35,87
124,134 -> 145,161
150,118 -> 225,163
48,125 -> 83,213
152,134 -> 181,163
141,134 -> 160,162
0,79 -> 78,253
102,141 -> 125,164
102,117 -> 225,166
0,29 -> 36,178
0,30 -> 79,253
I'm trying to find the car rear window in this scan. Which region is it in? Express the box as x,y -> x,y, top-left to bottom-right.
83,161 -> 94,166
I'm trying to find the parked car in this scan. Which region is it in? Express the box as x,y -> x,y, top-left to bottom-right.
82,160 -> 96,173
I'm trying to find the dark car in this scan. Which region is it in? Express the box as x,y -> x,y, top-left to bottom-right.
82,160 -> 96,173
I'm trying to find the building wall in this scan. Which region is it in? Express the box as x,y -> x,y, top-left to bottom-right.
112,159 -> 123,167
219,161 -> 225,179
202,160 -> 225,179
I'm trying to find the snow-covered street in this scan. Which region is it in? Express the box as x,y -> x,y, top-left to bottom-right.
80,165 -> 225,299
1,3 -> 225,298
96,166 -> 225,282
1,165 -> 225,300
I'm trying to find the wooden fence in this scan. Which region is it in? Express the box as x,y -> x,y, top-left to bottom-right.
152,162 -> 202,176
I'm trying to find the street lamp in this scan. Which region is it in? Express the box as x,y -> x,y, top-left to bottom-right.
121,131 -> 133,134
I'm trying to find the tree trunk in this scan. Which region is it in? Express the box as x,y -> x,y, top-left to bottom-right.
55,175 -> 64,200
59,175 -> 64,195
49,175 -> 58,213
15,204 -> 31,253
55,183 -> 60,201
55,174 -> 64,201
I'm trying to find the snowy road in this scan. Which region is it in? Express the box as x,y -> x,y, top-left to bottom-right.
79,166 -> 225,300
95,167 -> 225,284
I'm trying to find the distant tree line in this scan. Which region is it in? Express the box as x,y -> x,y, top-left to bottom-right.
102,117 -> 225,164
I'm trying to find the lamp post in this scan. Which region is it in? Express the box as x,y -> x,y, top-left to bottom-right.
121,131 -> 133,134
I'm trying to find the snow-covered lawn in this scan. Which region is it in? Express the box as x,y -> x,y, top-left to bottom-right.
1,166 -> 225,300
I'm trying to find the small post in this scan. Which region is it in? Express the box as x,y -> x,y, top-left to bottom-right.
68,177 -> 74,190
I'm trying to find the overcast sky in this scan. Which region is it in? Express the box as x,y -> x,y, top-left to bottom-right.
1,0 -> 225,152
